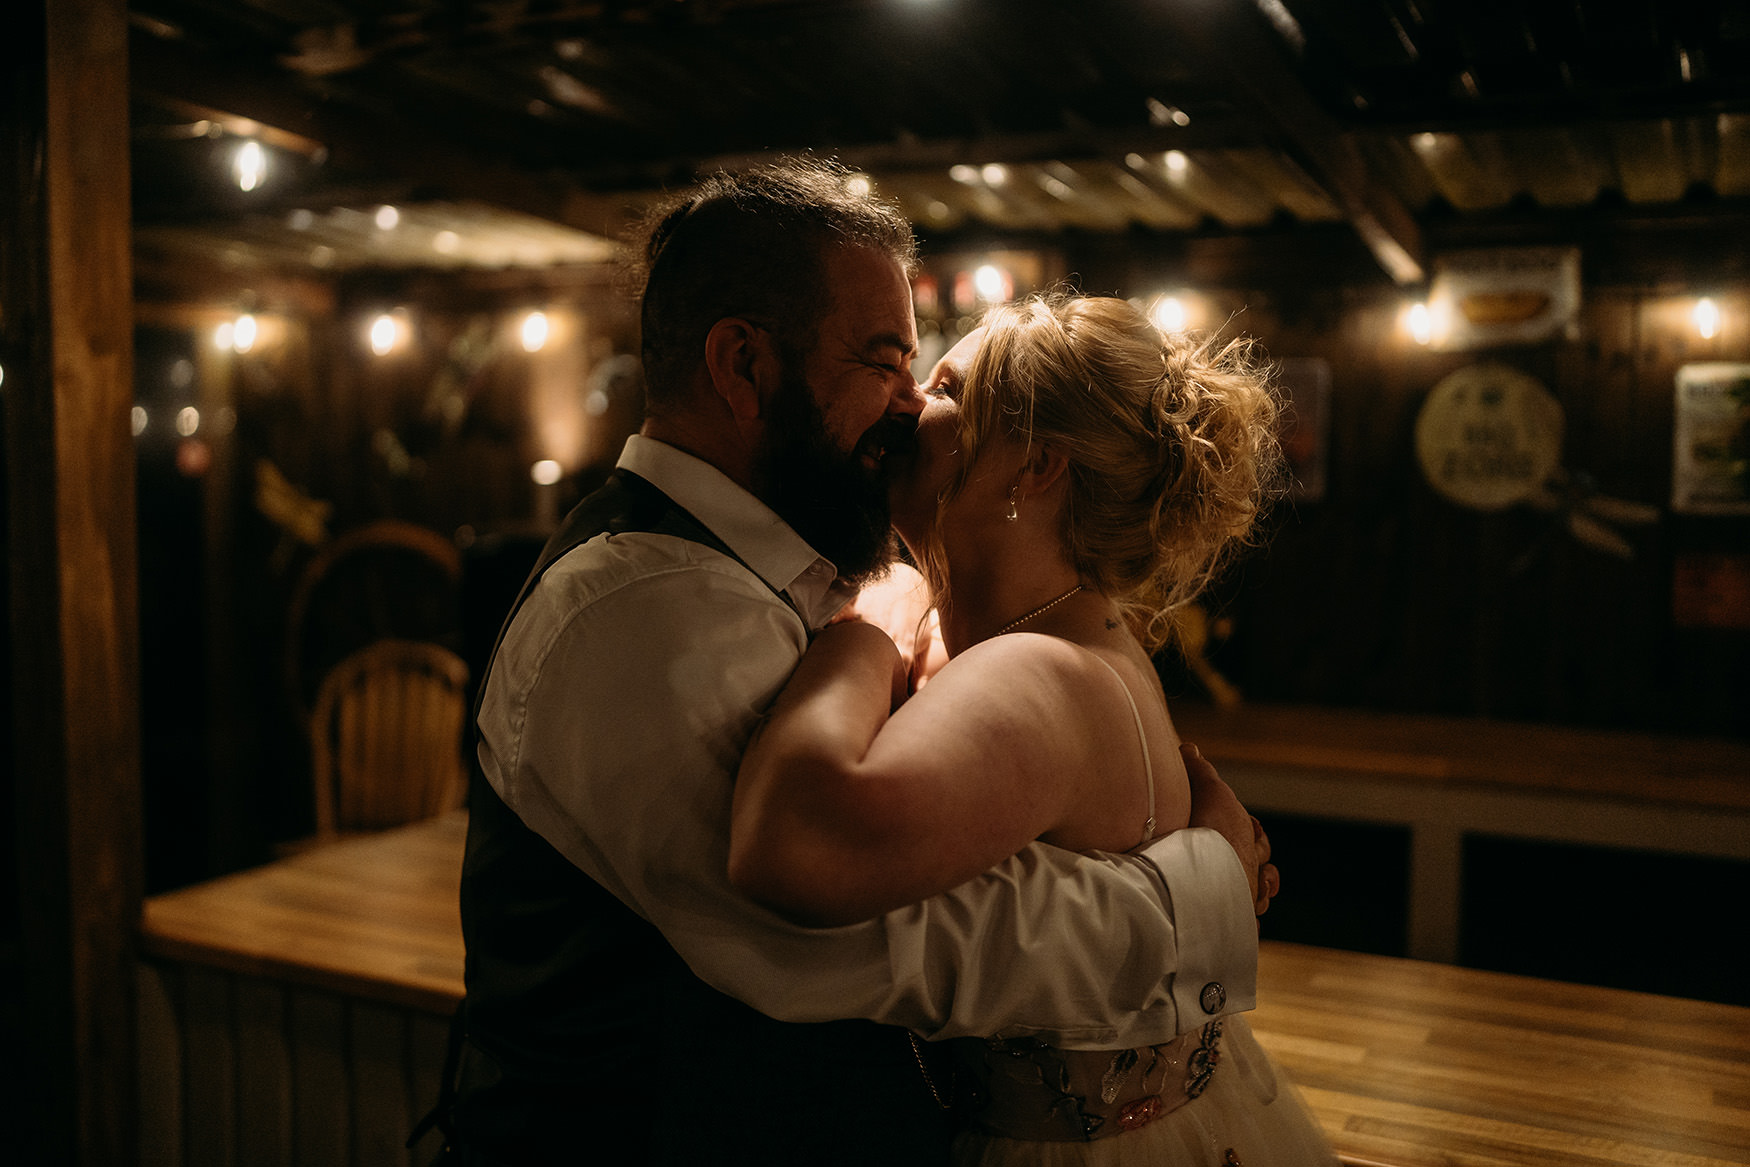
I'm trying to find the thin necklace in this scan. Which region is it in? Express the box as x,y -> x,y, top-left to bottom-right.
998,584 -> 1083,635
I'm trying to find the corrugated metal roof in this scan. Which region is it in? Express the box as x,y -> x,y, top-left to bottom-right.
126,0 -> 1750,282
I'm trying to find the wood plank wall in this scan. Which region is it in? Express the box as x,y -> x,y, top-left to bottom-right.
1180,280 -> 1747,736
137,960 -> 452,1167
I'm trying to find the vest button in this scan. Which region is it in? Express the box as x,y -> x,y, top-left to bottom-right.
1199,981 -> 1226,1014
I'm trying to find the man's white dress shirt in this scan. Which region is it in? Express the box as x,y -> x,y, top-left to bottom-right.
475,434 -> 1256,1049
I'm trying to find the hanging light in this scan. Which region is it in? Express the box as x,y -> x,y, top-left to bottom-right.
1694,297 -> 1720,340
1406,302 -> 1434,346
369,313 -> 403,356
972,264 -> 1011,303
521,311 -> 550,353
232,313 -> 258,354
232,140 -> 267,192
1151,296 -> 1188,333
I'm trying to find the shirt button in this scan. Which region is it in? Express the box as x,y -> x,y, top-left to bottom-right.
1199,982 -> 1226,1015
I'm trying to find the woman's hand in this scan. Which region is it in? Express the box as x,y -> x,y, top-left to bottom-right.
831,563 -> 946,694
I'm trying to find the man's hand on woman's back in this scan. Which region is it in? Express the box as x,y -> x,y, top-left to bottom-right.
1181,743 -> 1278,918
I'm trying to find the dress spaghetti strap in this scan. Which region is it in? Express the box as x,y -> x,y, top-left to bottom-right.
1091,654 -> 1156,847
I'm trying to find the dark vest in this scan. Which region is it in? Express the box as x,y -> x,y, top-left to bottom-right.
448,469 -> 954,1165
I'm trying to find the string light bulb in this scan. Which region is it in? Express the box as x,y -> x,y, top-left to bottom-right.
1151,295 -> 1189,333
1407,301 -> 1434,346
1694,297 -> 1720,340
521,311 -> 550,353
973,264 -> 1011,303
233,140 -> 266,192
369,312 -> 404,356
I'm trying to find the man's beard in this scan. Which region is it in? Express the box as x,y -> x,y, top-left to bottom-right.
752,365 -> 910,587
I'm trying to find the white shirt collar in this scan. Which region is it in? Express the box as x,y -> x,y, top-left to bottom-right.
616,434 -> 853,626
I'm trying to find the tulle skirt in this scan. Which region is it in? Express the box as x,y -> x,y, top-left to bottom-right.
950,1018 -> 1337,1167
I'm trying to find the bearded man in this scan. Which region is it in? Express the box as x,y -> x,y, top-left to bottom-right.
440,158 -> 1270,1165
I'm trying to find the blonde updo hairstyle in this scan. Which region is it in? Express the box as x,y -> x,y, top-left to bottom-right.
923,294 -> 1281,650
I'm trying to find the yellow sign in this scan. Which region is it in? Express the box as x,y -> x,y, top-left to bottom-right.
1414,364 -> 1564,511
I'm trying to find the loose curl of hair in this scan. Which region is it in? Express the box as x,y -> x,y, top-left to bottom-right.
920,294 -> 1283,651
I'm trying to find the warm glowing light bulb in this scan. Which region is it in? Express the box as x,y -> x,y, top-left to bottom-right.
233,141 -> 266,192
214,321 -> 234,350
981,163 -> 1009,187
131,405 -> 148,436
1694,297 -> 1720,340
530,459 -> 562,486
375,204 -> 400,231
521,311 -> 550,353
1151,296 -> 1188,333
175,406 -> 200,436
973,265 -> 1007,302
232,313 -> 258,354
845,174 -> 872,197
369,313 -> 399,356
1164,150 -> 1190,174
1407,302 -> 1433,346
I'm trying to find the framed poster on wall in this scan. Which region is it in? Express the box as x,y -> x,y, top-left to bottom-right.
1672,362 -> 1750,515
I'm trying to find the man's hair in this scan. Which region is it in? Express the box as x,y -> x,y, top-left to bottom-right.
630,157 -> 918,408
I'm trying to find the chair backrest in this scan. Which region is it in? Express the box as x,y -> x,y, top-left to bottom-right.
310,639 -> 470,837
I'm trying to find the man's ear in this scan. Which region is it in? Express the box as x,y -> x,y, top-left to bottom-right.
704,318 -> 780,423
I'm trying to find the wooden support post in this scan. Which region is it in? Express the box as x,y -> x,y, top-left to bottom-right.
2,0 -> 142,1160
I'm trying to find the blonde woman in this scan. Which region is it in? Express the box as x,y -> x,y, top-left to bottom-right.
732,295 -> 1336,1164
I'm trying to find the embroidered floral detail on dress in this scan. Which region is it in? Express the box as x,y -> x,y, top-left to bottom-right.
1116,1094 -> 1165,1131
1185,1020 -> 1224,1099
1099,1048 -> 1139,1103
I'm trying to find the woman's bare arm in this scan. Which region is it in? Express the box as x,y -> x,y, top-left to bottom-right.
730,622 -> 1123,925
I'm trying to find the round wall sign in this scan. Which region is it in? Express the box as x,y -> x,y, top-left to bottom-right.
1414,363 -> 1564,511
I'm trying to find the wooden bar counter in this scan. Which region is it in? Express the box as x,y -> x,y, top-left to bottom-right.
1172,703 -> 1750,968
139,813 -> 1750,1167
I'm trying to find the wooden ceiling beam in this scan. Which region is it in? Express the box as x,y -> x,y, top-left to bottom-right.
1149,0 -> 1427,285
129,26 -> 622,239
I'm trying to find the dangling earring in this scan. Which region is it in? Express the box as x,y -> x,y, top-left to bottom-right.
1006,486 -> 1019,522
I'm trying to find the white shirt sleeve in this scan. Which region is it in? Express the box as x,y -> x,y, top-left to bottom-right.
480,535 -> 1256,1052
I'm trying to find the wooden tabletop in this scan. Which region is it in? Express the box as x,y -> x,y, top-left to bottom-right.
1172,701 -> 1750,812
139,813 -> 1750,1166
139,813 -> 470,1015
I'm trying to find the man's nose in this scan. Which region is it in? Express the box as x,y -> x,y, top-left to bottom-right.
889,374 -> 927,418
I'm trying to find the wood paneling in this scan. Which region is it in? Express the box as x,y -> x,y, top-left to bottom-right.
1163,279 -> 1750,740
137,961 -> 448,1167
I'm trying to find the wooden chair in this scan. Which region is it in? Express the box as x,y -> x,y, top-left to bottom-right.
284,520 -> 464,732
309,639 -> 470,839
